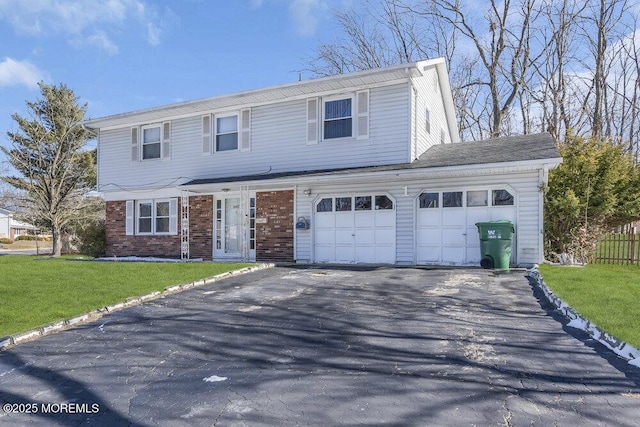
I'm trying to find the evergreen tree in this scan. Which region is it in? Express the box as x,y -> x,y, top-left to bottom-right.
545,136 -> 640,261
1,82 -> 95,256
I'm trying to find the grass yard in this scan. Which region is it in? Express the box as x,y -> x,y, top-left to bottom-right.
0,255 -> 252,337
538,263 -> 640,349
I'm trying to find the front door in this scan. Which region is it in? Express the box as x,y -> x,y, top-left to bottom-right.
214,195 -> 256,260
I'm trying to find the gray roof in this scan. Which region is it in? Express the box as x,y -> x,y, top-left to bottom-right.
413,132 -> 560,168
182,133 -> 561,187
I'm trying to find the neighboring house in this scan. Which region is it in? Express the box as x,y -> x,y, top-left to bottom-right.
0,208 -> 36,240
83,58 -> 562,267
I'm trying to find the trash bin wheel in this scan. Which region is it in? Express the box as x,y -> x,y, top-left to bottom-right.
480,256 -> 494,269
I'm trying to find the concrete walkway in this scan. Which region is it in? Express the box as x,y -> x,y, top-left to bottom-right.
1,266 -> 639,426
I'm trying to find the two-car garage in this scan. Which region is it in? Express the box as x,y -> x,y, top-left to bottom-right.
312,187 -> 517,266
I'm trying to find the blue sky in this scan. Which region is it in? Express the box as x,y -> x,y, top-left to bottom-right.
0,0 -> 347,154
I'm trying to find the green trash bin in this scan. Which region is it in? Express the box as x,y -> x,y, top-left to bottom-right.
475,220 -> 515,270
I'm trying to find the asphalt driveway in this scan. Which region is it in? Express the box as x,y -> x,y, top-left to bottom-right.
1,266 -> 639,426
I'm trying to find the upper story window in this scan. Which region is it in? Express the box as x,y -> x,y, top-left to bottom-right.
216,114 -> 239,152
132,122 -> 171,162
323,97 -> 352,140
142,125 -> 161,160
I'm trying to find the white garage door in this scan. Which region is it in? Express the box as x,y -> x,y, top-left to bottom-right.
416,189 -> 517,265
315,194 -> 396,263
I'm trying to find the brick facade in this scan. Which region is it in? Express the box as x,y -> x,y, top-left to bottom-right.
188,195 -> 213,260
106,192 -> 293,262
255,190 -> 294,262
105,200 -> 181,258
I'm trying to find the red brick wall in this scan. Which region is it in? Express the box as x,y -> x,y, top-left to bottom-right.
189,195 -> 213,260
256,190 -> 294,262
105,200 -> 181,258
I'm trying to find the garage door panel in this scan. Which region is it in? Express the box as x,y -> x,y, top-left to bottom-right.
374,211 -> 394,226
443,228 -> 465,246
466,247 -> 482,263
374,228 -> 395,245
466,209 -> 491,226
335,229 -> 354,245
375,247 -> 395,263
355,229 -> 374,245
417,246 -> 439,262
442,210 -> 465,226
355,246 -> 375,262
417,211 -> 440,226
315,230 -> 335,245
315,246 -> 334,262
355,212 -> 374,227
335,213 -> 354,228
417,227 -> 441,245
316,214 -> 334,228
335,246 -> 355,262
442,247 -> 464,264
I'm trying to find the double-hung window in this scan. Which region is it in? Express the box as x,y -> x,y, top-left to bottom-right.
141,125 -> 162,160
137,200 -> 173,235
323,97 -> 353,139
216,114 -> 239,152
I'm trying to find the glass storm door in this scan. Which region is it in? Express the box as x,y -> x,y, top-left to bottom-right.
214,195 -> 256,260
215,197 -> 241,256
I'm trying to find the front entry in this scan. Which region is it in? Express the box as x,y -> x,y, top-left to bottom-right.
214,194 -> 256,260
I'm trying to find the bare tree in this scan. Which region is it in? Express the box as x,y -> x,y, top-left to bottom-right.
411,0 -> 540,138
579,0 -> 629,138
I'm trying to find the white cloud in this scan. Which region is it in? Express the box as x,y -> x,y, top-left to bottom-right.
0,58 -> 47,89
0,0 -> 170,53
85,30 -> 120,55
289,0 -> 327,37
146,22 -> 161,46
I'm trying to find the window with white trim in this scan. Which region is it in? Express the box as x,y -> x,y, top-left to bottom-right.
215,114 -> 238,152
142,125 -> 162,160
323,97 -> 353,139
136,199 -> 176,235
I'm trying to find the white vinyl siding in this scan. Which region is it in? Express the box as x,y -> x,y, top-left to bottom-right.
97,84 -> 410,191
411,67 -> 451,157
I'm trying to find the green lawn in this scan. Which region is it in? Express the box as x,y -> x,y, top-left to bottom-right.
0,256 -> 252,337
538,263 -> 640,348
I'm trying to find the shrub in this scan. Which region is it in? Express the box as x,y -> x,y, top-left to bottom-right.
16,235 -> 36,241
0,238 -> 13,244
75,220 -> 106,258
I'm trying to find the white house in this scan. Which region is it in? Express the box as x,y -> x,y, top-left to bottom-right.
0,208 -> 36,240
83,58 -> 562,267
